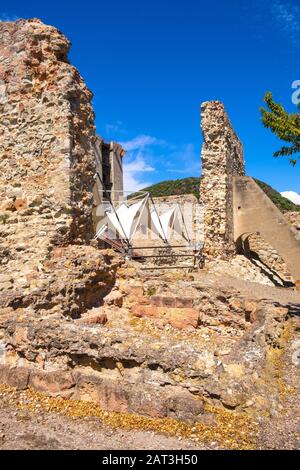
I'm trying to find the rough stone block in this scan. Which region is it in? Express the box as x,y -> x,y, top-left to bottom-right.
132,305 -> 200,330
166,392 -> 204,423
175,297 -> 193,308
0,365 -> 30,390
76,312 -> 108,326
29,370 -> 75,395
97,380 -> 129,413
150,296 -> 163,307
161,297 -> 176,307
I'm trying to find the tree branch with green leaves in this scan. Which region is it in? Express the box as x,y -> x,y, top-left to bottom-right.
260,92 -> 300,166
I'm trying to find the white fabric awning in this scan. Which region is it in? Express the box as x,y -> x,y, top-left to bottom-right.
150,207 -> 174,241
150,204 -> 188,242
96,195 -> 149,242
95,196 -> 189,244
95,221 -> 108,239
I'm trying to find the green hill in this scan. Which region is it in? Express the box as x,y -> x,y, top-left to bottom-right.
135,177 -> 300,213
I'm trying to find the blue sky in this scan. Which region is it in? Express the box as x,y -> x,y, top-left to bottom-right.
1,0 -> 300,197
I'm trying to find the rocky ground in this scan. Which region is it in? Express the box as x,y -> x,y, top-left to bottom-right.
0,245 -> 299,451
0,334 -> 299,451
0,393 -> 202,450
0,264 -> 299,450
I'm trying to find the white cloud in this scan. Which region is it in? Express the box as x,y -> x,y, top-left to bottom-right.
123,154 -> 155,192
121,134 -> 170,192
121,134 -> 162,192
120,133 -> 200,192
281,190 -> 300,205
105,121 -> 127,137
0,13 -> 19,22
121,134 -> 166,152
271,1 -> 300,47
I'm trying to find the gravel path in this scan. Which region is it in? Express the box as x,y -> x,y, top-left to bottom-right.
0,397 -> 204,450
0,378 -> 299,450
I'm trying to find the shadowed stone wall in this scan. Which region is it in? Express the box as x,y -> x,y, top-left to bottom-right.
200,101 -> 245,258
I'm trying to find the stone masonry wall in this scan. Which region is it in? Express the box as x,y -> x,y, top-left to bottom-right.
285,211 -> 300,231
247,233 -> 291,283
200,101 -> 245,258
0,19 -> 96,293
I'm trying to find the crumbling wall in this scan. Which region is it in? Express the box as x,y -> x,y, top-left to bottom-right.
200,101 -> 245,258
247,233 -> 291,284
285,211 -> 300,231
0,19 -> 96,293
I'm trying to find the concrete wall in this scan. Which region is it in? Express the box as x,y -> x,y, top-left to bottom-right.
92,138 -> 125,232
110,142 -> 125,204
233,177 -> 300,284
200,101 -> 245,258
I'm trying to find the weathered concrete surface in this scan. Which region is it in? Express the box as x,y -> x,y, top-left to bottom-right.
93,137 -> 126,231
200,101 -> 245,258
233,176 -> 300,285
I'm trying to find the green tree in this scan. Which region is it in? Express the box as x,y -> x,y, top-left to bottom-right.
260,92 -> 300,166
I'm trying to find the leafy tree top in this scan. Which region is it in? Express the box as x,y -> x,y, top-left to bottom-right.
260,92 -> 300,165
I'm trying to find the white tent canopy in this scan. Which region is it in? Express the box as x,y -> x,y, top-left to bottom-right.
107,196 -> 149,240
95,195 -> 189,244
95,195 -> 150,242
150,204 -> 188,242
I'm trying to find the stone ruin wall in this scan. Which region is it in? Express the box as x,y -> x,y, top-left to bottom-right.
0,19 -> 97,294
285,211 -> 300,231
246,212 -> 300,284
246,233 -> 291,284
200,101 -> 245,258
200,101 -> 300,283
0,21 -> 298,422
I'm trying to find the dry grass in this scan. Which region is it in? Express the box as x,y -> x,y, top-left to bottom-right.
0,383 -> 258,449
265,319 -> 296,399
